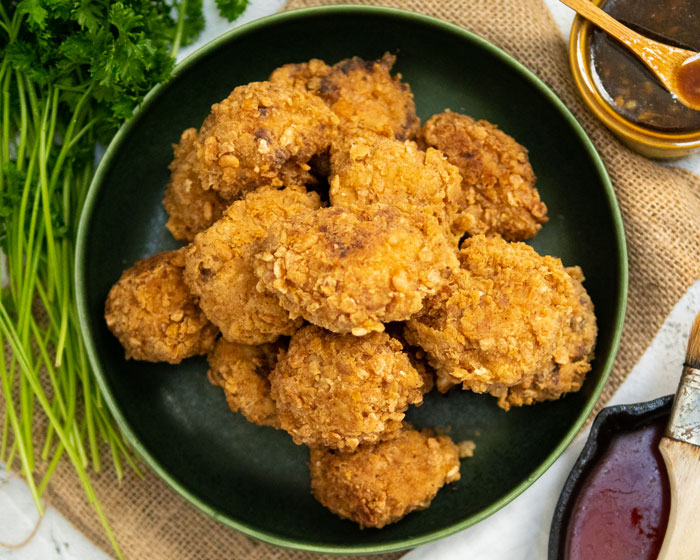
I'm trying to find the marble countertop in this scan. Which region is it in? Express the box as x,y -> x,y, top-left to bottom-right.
1,1 -> 698,558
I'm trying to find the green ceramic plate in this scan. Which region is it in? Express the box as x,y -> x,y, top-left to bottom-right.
76,6 -> 627,555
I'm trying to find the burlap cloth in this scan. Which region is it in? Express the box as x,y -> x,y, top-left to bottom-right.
2,0 -> 699,558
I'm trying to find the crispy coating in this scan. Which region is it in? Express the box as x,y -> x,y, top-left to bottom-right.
405,235 -> 596,404
254,204 -> 459,335
163,128 -> 229,242
271,53 -> 420,140
405,345 -> 436,395
207,338 -> 282,428
268,58 -> 332,93
500,266 -> 596,409
329,133 -> 464,241
105,249 -> 217,364
309,428 -> 461,528
422,110 -> 547,240
269,326 -> 425,450
385,323 -> 435,394
183,187 -> 321,345
195,81 -> 338,199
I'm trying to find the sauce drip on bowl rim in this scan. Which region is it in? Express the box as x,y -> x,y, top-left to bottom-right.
564,418 -> 670,560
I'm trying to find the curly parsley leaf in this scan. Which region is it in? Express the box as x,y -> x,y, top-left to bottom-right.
216,0 -> 249,22
16,0 -> 49,30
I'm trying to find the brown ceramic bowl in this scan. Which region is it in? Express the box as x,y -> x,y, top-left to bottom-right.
569,6 -> 700,160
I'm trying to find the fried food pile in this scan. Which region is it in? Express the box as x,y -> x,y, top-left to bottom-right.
104,53 -> 597,529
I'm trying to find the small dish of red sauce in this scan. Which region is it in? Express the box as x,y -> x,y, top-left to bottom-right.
549,396 -> 672,560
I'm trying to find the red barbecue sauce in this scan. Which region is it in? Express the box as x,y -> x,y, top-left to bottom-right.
564,419 -> 670,560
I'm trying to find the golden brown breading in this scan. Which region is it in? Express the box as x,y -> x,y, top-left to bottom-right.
105,249 -> 217,364
385,323 -> 435,394
405,235 -> 596,405
500,265 -> 596,409
183,187 -> 320,345
309,428 -> 461,528
254,204 -> 459,335
269,326 -> 425,450
163,128 -> 229,242
271,53 -> 420,140
405,345 -> 436,395
195,81 -> 338,199
329,133 -> 464,241
207,338 -> 282,428
422,110 -> 547,240
268,58 -> 332,93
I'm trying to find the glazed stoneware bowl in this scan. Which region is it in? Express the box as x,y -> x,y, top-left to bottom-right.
569,2 -> 700,159
76,6 -> 628,554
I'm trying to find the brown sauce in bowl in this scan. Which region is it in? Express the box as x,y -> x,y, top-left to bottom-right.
590,0 -> 700,132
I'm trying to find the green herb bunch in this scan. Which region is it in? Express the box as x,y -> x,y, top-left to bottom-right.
0,0 -> 247,556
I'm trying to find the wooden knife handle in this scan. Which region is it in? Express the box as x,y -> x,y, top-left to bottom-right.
657,437 -> 700,560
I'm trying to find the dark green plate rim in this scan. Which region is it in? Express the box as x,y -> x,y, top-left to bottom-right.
75,5 -> 628,555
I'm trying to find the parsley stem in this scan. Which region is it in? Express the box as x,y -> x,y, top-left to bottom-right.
14,72 -> 28,170
38,439 -> 64,496
0,330 -> 10,461
0,312 -> 43,513
1,69 -> 11,192
171,0 -> 189,58
38,97 -> 59,304
0,303 -> 122,557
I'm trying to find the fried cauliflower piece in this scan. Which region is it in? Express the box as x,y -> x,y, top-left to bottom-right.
268,58 -> 332,93
270,53 -> 420,140
163,128 -> 229,242
269,326 -> 425,450
254,205 -> 458,335
183,187 -> 320,345
329,133 -> 464,241
405,235 -> 596,406
406,345 -> 436,395
309,428 -> 461,528
500,265 -> 596,410
207,338 -> 282,428
105,249 -> 217,364
195,81 -> 338,200
385,323 -> 435,394
422,110 -> 547,240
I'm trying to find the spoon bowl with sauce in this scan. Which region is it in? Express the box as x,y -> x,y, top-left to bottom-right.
676,55 -> 700,110
560,0 -> 700,111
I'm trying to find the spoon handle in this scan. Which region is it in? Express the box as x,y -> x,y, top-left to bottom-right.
557,0 -> 647,51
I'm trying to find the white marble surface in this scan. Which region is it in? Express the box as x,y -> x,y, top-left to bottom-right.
1,1 -> 699,558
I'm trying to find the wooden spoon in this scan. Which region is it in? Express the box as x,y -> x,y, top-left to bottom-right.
559,0 -> 700,111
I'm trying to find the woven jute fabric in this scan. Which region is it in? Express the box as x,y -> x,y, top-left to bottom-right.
2,0 -> 699,559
